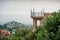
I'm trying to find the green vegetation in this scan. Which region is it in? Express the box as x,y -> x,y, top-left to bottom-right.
0,35 -> 9,40
24,11 -> 60,40
33,27 -> 49,40
0,11 -> 60,40
44,12 -> 60,40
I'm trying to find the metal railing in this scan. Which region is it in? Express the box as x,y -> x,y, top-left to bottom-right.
31,12 -> 44,17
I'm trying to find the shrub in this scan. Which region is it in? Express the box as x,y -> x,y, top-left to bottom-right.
44,12 -> 60,40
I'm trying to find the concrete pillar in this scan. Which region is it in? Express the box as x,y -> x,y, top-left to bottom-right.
33,19 -> 37,28
40,19 -> 43,27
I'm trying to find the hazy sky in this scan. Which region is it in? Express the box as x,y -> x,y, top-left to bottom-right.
0,0 -> 60,25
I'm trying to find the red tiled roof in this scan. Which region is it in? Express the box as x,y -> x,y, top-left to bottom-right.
1,30 -> 10,36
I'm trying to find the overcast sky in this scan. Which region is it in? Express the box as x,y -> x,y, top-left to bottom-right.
0,0 -> 60,25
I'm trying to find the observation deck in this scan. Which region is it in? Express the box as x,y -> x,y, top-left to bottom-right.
31,9 -> 44,20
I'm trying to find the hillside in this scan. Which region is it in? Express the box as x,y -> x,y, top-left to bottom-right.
0,21 -> 33,32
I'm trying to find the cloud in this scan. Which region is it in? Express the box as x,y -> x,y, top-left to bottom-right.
0,0 -> 60,1
0,0 -> 60,24
0,0 -> 60,15
0,0 -> 60,4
